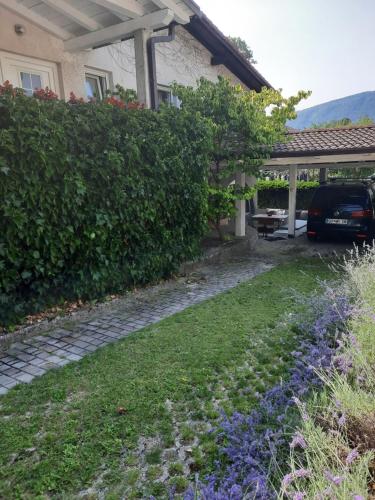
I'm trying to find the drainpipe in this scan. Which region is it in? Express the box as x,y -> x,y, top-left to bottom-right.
147,22 -> 177,110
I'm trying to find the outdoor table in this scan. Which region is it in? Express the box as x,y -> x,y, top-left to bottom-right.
251,214 -> 289,235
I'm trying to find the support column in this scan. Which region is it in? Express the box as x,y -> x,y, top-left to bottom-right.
246,175 -> 258,211
288,165 -> 297,238
319,168 -> 328,183
235,172 -> 246,237
134,29 -> 151,108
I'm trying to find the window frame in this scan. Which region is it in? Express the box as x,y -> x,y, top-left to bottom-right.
84,68 -> 110,100
157,85 -> 181,108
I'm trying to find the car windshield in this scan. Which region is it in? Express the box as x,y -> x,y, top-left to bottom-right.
312,186 -> 369,209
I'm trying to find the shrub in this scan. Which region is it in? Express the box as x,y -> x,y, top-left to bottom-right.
257,180 -> 319,210
0,84 -> 212,328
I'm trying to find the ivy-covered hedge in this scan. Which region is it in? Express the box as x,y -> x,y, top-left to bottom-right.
257,180 -> 319,210
0,89 -> 211,327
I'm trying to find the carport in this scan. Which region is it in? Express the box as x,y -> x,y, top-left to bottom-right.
259,125 -> 375,237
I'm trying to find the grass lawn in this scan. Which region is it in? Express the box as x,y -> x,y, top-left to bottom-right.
0,259 -> 333,499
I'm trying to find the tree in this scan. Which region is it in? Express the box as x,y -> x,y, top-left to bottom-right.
173,77 -> 310,238
228,36 -> 257,64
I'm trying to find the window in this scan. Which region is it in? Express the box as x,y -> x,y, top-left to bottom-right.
0,51 -> 58,96
20,71 -> 42,96
85,72 -> 108,100
157,86 -> 181,108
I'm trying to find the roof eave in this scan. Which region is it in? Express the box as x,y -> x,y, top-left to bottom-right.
271,146 -> 375,158
185,14 -> 272,92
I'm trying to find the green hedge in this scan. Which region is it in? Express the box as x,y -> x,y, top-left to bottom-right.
257,180 -> 319,210
0,91 -> 211,327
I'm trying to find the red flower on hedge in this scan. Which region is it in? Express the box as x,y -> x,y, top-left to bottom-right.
0,80 -> 24,97
33,87 -> 59,101
104,96 -> 143,110
68,91 -> 85,104
104,96 -> 126,109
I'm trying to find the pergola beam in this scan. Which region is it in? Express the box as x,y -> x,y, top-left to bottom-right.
64,9 -> 174,52
0,0 -> 71,39
42,0 -> 102,31
152,0 -> 190,23
90,0 -> 147,19
264,152 -> 375,168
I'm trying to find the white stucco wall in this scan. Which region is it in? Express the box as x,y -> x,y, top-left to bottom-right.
0,6 -> 244,100
155,26 -> 245,88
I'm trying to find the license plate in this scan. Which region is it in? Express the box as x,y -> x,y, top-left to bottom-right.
325,218 -> 349,225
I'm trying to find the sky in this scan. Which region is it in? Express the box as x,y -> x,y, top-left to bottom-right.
196,0 -> 375,110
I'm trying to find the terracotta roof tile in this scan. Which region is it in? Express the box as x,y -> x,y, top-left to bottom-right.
272,125 -> 375,157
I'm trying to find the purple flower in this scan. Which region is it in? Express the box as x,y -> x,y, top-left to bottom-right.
324,470 -> 345,486
338,413 -> 346,427
346,449 -> 359,465
293,493 -> 306,500
333,354 -> 353,374
282,469 -> 311,489
349,334 -> 358,347
353,495 -> 365,500
290,432 -> 307,450
189,286 -> 352,499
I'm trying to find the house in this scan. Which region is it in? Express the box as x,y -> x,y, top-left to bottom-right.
0,0 -> 270,109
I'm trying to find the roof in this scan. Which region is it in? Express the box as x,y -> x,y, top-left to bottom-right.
1,0 -> 196,51
272,125 -> 375,158
1,0 -> 271,90
185,13 -> 272,91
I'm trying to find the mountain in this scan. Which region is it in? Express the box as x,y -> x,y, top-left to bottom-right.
288,91 -> 375,130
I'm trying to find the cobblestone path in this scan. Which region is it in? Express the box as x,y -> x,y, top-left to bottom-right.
0,258 -> 273,395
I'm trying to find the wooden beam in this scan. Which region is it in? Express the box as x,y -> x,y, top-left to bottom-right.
152,0 -> 190,23
211,55 -> 226,66
263,152 -> 375,168
64,9 -> 174,51
90,0 -> 147,19
41,0 -> 102,31
0,0 -> 71,39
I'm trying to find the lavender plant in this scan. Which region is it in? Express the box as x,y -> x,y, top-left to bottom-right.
281,246 -> 375,500
186,284 -> 351,499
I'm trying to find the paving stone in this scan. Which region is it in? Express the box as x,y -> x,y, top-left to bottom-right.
65,346 -> 86,355
65,353 -> 82,361
13,361 -> 27,369
2,367 -> 21,377
14,372 -> 35,383
0,374 -> 16,385
1,356 -> 19,365
24,347 -> 38,354
29,357 -> 49,367
73,340 -> 90,349
22,365 -> 46,376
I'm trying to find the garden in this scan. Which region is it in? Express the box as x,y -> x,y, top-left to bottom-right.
0,79 -> 374,499
0,251 -> 374,498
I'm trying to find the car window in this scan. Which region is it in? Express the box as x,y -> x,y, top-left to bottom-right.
312,186 -> 369,209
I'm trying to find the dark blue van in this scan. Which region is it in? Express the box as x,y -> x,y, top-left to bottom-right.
307,179 -> 375,242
